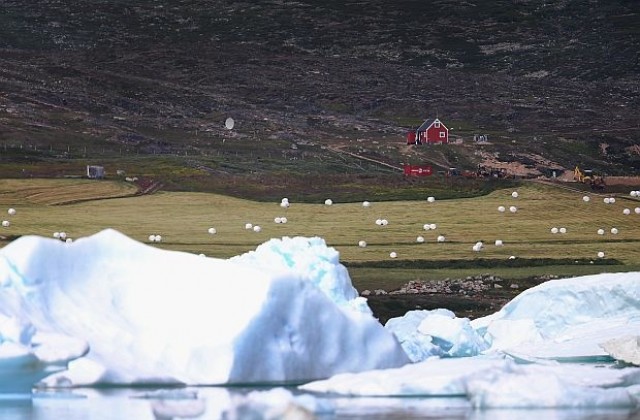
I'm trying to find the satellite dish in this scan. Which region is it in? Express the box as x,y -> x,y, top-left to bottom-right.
225,117 -> 235,130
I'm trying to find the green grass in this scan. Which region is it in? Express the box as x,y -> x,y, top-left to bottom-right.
1,179 -> 639,292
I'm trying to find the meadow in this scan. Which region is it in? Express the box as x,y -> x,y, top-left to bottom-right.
1,178 -> 639,292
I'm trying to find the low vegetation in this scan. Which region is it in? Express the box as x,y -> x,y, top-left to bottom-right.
1,179 -> 639,292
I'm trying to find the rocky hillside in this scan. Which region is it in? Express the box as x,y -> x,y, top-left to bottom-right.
0,0 -> 639,182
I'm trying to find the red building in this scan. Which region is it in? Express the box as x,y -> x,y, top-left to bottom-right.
407,118 -> 449,145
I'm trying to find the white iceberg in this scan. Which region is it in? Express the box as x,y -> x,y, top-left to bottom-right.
304,271 -> 640,408
301,356 -> 640,408
473,272 -> 640,360
0,229 -> 409,387
385,309 -> 489,362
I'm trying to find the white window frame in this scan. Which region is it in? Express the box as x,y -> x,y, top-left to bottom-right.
434,122 -> 440,128
439,131 -> 446,138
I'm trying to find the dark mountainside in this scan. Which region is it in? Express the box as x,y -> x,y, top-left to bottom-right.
1,0 -> 639,196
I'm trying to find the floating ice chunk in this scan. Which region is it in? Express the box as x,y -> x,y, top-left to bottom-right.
301,356 -> 506,397
600,336 -> 640,366
302,356 -> 640,408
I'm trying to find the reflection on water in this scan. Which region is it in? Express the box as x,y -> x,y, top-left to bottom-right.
0,387 -> 636,420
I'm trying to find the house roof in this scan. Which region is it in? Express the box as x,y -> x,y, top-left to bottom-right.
416,118 -> 447,132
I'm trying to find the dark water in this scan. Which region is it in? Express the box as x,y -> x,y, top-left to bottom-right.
0,387 -> 638,420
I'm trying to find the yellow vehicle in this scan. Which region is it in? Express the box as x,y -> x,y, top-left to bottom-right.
574,166 -> 605,190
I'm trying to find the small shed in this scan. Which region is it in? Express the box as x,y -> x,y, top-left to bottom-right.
403,164 -> 433,176
86,165 -> 105,179
409,118 -> 449,145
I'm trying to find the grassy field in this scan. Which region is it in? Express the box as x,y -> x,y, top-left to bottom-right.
1,179 -> 639,292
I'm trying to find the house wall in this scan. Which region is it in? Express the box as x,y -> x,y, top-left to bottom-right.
426,126 -> 448,143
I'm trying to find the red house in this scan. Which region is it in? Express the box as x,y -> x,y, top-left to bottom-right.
407,118 -> 449,145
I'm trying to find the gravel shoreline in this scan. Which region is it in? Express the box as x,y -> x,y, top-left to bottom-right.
363,274 -> 559,324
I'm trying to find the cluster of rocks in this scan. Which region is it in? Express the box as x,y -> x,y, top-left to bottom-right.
361,274 -> 560,297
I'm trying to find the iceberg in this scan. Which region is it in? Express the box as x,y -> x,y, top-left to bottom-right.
385,309 -> 489,362
304,272 -> 640,408
473,272 -> 640,360
3,228 -> 640,411
301,356 -> 640,408
0,229 -> 409,387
